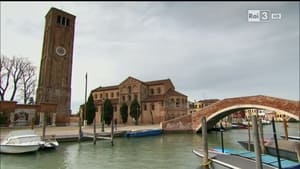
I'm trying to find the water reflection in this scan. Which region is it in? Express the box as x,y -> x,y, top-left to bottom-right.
0,122 -> 298,169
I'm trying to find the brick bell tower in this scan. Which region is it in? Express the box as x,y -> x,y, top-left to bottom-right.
36,7 -> 76,125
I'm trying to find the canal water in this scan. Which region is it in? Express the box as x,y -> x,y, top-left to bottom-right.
1,122 -> 299,169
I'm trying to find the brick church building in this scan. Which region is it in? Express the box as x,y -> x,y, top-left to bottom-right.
91,76 -> 188,125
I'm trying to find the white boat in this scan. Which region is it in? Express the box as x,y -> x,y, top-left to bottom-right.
262,119 -> 271,125
43,140 -> 59,148
280,135 -> 300,141
39,135 -> 59,149
0,130 -> 41,154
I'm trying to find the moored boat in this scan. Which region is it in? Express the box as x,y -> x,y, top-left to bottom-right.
231,123 -> 248,129
0,130 -> 41,154
39,135 -> 59,149
212,147 -> 300,169
193,148 -> 277,169
125,128 -> 162,137
238,139 -> 300,162
280,135 -> 300,141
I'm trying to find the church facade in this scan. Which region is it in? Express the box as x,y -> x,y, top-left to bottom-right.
92,77 -> 188,125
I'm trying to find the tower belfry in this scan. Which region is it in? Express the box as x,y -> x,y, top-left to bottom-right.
36,7 -> 76,125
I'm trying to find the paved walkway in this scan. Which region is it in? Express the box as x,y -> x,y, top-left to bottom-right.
0,124 -> 161,140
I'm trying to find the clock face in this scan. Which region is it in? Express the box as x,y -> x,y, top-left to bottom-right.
55,46 -> 66,56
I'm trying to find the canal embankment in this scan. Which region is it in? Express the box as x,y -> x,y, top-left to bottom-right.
0,124 -> 161,142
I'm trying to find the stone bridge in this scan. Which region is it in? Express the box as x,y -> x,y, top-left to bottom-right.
161,95 -> 300,133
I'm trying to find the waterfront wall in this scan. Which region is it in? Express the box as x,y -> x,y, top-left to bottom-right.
161,114 -> 193,132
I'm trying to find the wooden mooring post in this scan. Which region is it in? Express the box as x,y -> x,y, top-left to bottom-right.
258,119 -> 265,154
248,120 -> 251,151
111,119 -> 114,146
271,117 -> 282,169
252,115 -> 262,169
78,116 -> 82,142
31,117 -> 35,129
202,117 -> 209,168
283,118 -> 288,140
93,118 -> 96,144
42,113 -> 47,141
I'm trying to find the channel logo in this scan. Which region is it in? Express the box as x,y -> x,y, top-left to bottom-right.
248,10 -> 270,22
248,10 -> 281,22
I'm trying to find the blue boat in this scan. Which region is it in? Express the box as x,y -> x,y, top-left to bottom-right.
212,147 -> 300,169
193,148 -> 277,169
125,129 -> 162,137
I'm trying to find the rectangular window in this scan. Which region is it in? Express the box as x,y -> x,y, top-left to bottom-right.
117,92 -> 119,97
122,96 -> 125,101
66,18 -> 70,26
134,95 -> 138,100
62,17 -> 66,25
150,88 -> 154,95
57,15 -> 61,24
144,104 -> 147,111
105,93 -> 108,98
128,95 -> 131,101
151,104 -> 155,110
176,98 -> 180,107
111,92 -> 114,98
157,87 -> 161,94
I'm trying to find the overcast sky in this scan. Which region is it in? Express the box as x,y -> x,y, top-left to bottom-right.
1,2 -> 299,113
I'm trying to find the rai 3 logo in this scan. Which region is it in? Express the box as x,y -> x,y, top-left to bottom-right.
248,10 -> 270,22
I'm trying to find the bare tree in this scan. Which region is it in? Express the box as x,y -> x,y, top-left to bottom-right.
0,55 -> 37,103
9,56 -> 28,101
0,55 -> 12,101
19,61 -> 36,104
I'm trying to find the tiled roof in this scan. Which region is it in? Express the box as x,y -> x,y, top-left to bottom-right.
92,76 -> 175,92
198,99 -> 220,103
119,76 -> 145,86
92,85 -> 119,92
145,79 -> 171,85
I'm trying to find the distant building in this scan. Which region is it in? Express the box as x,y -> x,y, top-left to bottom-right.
191,99 -> 219,113
245,109 -> 266,120
265,111 -> 287,122
91,76 -> 188,125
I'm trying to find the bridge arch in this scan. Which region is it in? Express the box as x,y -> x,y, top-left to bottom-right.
200,104 -> 299,132
162,95 -> 299,133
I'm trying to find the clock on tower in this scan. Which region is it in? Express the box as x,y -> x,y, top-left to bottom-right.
36,7 -> 76,125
